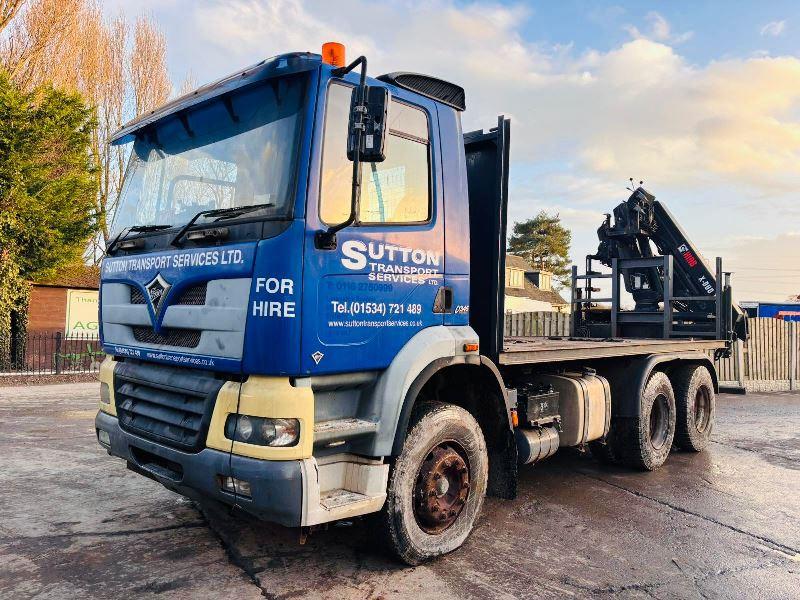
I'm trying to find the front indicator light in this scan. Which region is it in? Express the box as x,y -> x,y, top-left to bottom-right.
98,429 -> 111,446
224,415 -> 300,447
100,382 -> 111,404
220,476 -> 252,497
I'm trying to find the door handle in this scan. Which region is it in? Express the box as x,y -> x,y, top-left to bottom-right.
433,287 -> 453,313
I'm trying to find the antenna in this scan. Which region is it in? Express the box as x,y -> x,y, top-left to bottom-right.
626,177 -> 645,192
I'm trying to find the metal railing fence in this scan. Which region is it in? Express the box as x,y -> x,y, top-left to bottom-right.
0,331 -> 104,375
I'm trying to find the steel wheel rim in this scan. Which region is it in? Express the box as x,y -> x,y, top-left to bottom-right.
694,387 -> 711,433
649,394 -> 670,450
413,441 -> 470,534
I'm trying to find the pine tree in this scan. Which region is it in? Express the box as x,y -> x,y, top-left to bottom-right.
507,211 -> 572,289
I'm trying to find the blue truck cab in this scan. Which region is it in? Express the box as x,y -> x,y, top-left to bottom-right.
96,47 -> 724,564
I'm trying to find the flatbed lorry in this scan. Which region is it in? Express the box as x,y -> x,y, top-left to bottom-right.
95,44 -> 740,564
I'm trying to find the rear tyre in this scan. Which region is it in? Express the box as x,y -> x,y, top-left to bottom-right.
617,371 -> 676,471
379,402 -> 488,565
673,365 -> 715,452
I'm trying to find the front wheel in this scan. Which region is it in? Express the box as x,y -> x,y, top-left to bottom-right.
379,402 -> 488,565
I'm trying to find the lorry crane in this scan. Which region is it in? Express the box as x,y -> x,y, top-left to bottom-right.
575,185 -> 748,345
95,43 -> 735,564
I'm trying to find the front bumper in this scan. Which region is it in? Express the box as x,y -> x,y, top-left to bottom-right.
95,411 -> 303,527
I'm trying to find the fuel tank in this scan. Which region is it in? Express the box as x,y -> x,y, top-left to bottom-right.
534,370 -> 611,446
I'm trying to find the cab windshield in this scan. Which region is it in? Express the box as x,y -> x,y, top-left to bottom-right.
111,73 -> 307,238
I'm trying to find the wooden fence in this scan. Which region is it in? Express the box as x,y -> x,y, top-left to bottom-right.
504,311 -> 570,337
712,318 -> 799,391
505,313 -> 797,392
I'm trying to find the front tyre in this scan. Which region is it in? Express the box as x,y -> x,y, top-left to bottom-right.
379,402 -> 488,565
673,365 -> 715,452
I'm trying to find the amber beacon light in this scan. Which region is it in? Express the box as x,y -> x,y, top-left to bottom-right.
322,42 -> 346,67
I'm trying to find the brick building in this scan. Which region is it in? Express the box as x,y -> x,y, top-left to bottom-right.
28,265 -> 100,336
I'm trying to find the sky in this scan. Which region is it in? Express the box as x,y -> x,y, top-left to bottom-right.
103,0 -> 800,302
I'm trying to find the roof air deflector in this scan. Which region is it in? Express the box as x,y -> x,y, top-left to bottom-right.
377,72 -> 465,111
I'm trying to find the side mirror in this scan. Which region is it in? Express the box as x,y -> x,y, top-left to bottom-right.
347,85 -> 389,162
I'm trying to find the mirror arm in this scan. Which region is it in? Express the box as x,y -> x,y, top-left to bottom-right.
315,56 -> 368,250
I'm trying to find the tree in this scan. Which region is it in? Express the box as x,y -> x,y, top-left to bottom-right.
0,0 -> 24,34
0,72 -> 97,278
508,211 -> 572,288
0,0 -> 172,258
129,16 -> 170,117
0,0 -> 84,90
0,71 -> 98,339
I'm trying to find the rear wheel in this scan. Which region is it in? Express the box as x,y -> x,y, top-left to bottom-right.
673,365 -> 715,452
617,371 -> 676,471
379,402 -> 488,565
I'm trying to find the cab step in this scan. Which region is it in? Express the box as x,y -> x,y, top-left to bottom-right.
301,455 -> 390,525
319,488 -> 371,510
314,418 -> 378,444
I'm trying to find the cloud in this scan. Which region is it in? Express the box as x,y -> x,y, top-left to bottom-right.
709,233 -> 800,302
111,0 -> 800,299
185,1 -> 800,193
760,20 -> 786,37
624,11 -> 693,45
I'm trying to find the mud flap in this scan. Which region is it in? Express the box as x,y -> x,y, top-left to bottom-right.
487,428 -> 518,499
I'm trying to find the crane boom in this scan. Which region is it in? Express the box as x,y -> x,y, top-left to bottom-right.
591,187 -> 748,342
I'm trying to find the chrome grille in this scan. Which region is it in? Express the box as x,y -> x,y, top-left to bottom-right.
131,326 -> 201,348
114,361 -> 225,452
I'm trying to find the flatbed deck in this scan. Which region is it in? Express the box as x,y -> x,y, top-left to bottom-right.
499,337 -> 725,365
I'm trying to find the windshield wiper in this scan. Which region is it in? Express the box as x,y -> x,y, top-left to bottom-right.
170,203 -> 273,247
106,224 -> 172,254
212,202 -> 273,221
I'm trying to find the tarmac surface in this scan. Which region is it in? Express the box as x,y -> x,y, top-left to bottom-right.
0,382 -> 798,599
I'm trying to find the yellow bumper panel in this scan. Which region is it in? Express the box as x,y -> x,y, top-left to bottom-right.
98,356 -> 117,416
206,376 -> 314,460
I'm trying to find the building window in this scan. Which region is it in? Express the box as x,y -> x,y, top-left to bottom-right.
538,272 -> 552,291
320,83 -> 431,225
506,268 -> 524,289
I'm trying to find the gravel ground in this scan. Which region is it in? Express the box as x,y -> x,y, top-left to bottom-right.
0,383 -> 798,599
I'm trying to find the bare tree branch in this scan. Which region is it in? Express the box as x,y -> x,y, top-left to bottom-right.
0,0 -> 25,34
177,69 -> 197,97
129,16 -> 170,116
0,0 -> 84,89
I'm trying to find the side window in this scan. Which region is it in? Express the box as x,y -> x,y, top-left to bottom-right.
319,84 -> 352,224
320,83 -> 431,225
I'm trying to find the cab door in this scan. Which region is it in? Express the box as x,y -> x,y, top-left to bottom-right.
300,77 -> 445,375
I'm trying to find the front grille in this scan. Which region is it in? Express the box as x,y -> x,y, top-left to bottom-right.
114,361 -> 225,452
129,283 -> 207,306
132,326 -> 201,348
130,287 -> 146,304
176,283 -> 207,305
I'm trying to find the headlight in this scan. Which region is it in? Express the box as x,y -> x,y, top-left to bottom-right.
224,415 -> 300,447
